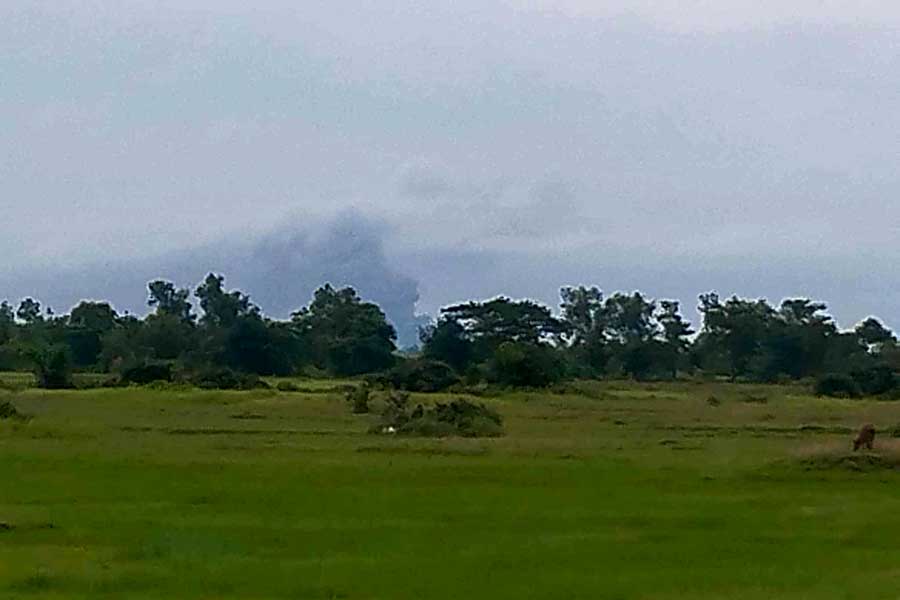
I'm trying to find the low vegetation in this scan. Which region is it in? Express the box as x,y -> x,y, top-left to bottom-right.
346,384 -> 371,414
0,398 -> 25,421
3,379 -> 900,597
376,358 -> 459,392
376,392 -> 504,437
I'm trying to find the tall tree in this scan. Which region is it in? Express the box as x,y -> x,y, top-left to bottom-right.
420,318 -> 473,373
697,293 -> 776,381
67,301 -> 119,368
762,299 -> 836,379
195,274 -> 258,328
601,292 -> 657,345
148,280 -> 194,323
0,301 -> 14,345
560,286 -> 603,346
856,317 -> 895,353
292,284 -> 396,376
70,301 -> 118,332
440,297 -> 567,350
16,298 -> 42,324
656,300 -> 694,379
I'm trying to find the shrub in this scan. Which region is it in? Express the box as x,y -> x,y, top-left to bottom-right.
27,345 -> 73,389
0,399 -> 27,421
851,365 -> 897,397
383,358 -> 460,392
740,393 -> 768,404
379,390 -> 411,425
190,367 -> 269,390
72,374 -> 114,390
376,397 -> 503,438
815,373 -> 861,398
485,342 -> 564,388
346,385 -> 371,414
119,362 -> 173,386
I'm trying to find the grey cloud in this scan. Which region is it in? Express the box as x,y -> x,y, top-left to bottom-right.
1,3 -> 898,334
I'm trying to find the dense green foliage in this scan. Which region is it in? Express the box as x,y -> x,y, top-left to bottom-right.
1,278 -> 897,394
0,275 -> 397,387
377,358 -> 460,392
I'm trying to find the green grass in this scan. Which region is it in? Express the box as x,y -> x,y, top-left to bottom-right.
2,380 -> 900,598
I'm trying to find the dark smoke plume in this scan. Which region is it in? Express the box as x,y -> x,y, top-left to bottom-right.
1,211 -> 429,347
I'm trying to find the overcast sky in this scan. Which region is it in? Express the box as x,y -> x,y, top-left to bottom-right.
1,1 -> 898,329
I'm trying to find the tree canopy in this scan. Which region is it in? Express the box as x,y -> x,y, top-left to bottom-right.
0,275 -> 895,394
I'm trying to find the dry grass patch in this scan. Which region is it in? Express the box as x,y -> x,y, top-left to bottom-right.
793,439 -> 900,472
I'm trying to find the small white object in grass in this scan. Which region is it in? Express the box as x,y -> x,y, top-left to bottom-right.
382,426 -> 397,434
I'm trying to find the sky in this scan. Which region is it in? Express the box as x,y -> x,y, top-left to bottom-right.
1,1 -> 898,336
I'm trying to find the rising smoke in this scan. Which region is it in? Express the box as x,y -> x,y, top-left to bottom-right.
0,211 -> 430,348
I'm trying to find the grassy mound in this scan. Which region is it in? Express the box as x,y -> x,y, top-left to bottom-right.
793,441 -> 900,472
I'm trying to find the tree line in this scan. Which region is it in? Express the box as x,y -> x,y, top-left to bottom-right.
0,277 -> 897,394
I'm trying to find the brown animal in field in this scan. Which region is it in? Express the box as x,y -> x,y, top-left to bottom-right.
853,424 -> 876,451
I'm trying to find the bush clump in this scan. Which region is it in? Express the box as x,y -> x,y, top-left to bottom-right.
815,373 -> 861,398
0,399 -> 27,421
346,385 -> 371,414
381,358 -> 460,392
484,342 -> 563,388
119,362 -> 173,386
851,365 -> 897,397
190,367 -> 269,390
816,368 -> 898,399
26,345 -> 73,389
376,394 -> 503,438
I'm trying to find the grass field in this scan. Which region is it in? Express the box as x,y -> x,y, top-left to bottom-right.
3,378 -> 900,599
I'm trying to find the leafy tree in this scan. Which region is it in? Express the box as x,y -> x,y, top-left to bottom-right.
1,273 -> 895,388
148,280 -> 194,323
596,292 -> 663,380
141,313 -> 196,361
223,316 -> 302,376
0,301 -> 18,370
69,302 -> 118,332
601,292 -> 658,345
420,318 -> 473,372
66,302 -> 120,368
0,301 -> 14,345
560,286 -> 603,345
696,293 -> 776,381
195,274 -> 258,328
655,300 -> 694,379
189,274 -> 301,375
856,317 -> 895,353
559,286 -> 610,376
25,343 -> 72,389
292,284 -> 396,376
762,299 -> 836,379
440,297 -> 567,355
99,315 -> 149,371
822,331 -> 872,374
16,298 -> 42,324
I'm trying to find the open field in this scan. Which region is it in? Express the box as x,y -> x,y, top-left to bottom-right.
3,379 -> 900,599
